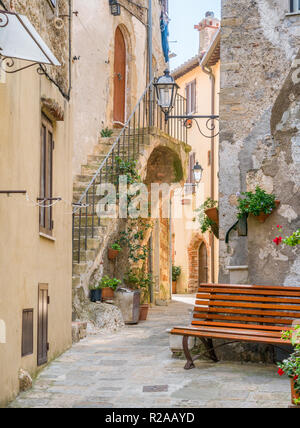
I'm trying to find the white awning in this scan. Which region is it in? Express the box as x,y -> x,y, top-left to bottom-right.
0,10 -> 60,66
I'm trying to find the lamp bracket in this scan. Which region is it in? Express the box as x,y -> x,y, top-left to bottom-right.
166,115 -> 220,139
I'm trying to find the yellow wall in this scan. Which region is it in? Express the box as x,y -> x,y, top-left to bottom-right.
0,66 -> 73,407
173,61 -> 220,292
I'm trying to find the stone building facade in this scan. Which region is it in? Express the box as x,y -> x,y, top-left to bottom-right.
219,0 -> 300,287
0,0 -> 73,406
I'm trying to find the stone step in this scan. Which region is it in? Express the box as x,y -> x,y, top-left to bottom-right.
73,216 -> 111,227
72,262 -> 89,275
73,236 -> 102,250
72,249 -> 96,262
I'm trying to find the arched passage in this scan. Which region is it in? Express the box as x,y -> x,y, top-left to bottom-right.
188,233 -> 211,293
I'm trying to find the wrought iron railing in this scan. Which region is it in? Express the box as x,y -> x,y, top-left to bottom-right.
72,82 -> 187,264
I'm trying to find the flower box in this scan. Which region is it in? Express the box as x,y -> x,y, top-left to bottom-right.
108,248 -> 120,260
205,207 -> 219,226
255,200 -> 280,223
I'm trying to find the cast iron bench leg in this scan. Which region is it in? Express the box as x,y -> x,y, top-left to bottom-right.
182,335 -> 195,370
201,338 -> 219,362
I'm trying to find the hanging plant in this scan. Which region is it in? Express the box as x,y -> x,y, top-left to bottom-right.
237,186 -> 279,223
195,198 -> 219,238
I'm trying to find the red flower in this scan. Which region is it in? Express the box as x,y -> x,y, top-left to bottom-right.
294,375 -> 299,381
278,368 -> 285,376
273,236 -> 282,246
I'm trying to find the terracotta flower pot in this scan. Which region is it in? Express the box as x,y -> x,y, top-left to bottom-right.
101,287 -> 114,301
291,379 -> 300,406
172,281 -> 177,294
255,200 -> 281,223
205,207 -> 219,226
139,304 -> 149,321
108,248 -> 119,260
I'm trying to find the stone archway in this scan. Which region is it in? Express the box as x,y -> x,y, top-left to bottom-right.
188,233 -> 211,293
138,134 -> 189,303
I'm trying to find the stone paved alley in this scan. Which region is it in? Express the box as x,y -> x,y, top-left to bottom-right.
9,297 -> 291,408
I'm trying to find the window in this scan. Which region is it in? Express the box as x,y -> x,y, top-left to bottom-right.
185,152 -> 196,195
290,0 -> 300,12
40,116 -> 54,236
186,80 -> 196,115
22,309 -> 33,357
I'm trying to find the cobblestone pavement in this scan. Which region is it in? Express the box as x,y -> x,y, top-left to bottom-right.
9,296 -> 291,408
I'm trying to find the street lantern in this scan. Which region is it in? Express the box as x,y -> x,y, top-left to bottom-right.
109,0 -> 121,16
193,162 -> 203,184
153,69 -> 179,116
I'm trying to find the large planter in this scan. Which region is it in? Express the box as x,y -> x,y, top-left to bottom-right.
139,304 -> 149,321
101,287 -> 114,301
108,248 -> 120,260
254,200 -> 281,223
205,207 -> 219,226
90,289 -> 102,303
291,379 -> 300,406
172,281 -> 177,294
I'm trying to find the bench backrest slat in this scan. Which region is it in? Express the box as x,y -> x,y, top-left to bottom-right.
193,284 -> 300,327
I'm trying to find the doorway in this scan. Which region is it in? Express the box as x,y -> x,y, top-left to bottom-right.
198,242 -> 208,285
113,26 -> 126,127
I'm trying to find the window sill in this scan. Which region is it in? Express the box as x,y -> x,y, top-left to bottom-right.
39,232 -> 56,242
285,12 -> 300,17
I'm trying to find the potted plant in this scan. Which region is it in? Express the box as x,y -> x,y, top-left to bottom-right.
108,243 -> 122,261
99,275 -> 121,301
89,284 -> 102,303
172,266 -> 181,294
123,268 -> 153,321
273,226 -> 300,247
277,325 -> 300,406
196,198 -> 219,239
237,186 -> 280,223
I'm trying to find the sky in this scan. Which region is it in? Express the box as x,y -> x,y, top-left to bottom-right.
169,0 -> 221,70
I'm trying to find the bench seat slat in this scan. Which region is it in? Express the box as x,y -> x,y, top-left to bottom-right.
198,287 -> 300,297
194,306 -> 300,318
191,320 -> 292,331
193,312 -> 293,325
195,299 -> 300,311
171,328 -> 290,345
199,283 -> 300,292
196,294 -> 300,305
173,325 -> 283,338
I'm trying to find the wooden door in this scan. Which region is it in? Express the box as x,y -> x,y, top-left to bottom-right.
113,27 -> 126,126
198,243 -> 208,285
37,284 -> 49,366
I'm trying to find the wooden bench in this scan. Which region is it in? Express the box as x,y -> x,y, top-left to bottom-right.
171,283 -> 300,370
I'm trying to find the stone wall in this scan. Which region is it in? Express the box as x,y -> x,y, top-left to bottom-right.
4,0 -> 71,93
219,0 -> 300,286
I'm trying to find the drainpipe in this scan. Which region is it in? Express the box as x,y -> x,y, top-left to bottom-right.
148,0 -> 153,126
202,64 -> 215,284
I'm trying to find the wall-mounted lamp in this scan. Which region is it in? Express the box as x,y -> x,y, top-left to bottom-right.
109,0 -> 121,16
193,162 -> 203,185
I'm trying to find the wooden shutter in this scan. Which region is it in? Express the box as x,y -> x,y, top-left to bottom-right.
40,117 -> 54,235
37,284 -> 49,366
22,309 -> 33,357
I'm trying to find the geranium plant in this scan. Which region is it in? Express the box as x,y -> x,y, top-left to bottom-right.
273,226 -> 300,247
237,186 -> 276,219
111,243 -> 122,252
277,325 -> 300,406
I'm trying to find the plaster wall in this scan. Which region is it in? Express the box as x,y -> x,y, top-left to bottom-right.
173,62 -> 220,292
0,0 -> 73,406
